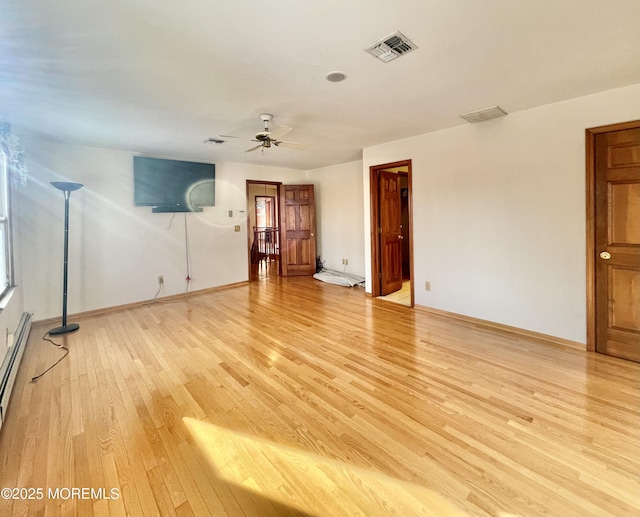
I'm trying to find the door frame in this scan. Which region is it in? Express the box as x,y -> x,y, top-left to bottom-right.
246,180 -> 282,281
254,195 -> 276,228
369,159 -> 414,306
585,120 -> 640,352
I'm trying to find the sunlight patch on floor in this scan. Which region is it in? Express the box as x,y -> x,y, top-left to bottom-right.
183,417 -> 466,517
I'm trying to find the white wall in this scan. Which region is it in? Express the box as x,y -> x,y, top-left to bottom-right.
306,160 -> 365,276
21,139 -> 305,320
363,83 -> 640,344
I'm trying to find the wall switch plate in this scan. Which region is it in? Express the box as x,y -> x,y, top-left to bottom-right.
234,225 -> 241,232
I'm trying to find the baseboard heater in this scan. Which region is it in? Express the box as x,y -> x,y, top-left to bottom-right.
0,312 -> 32,432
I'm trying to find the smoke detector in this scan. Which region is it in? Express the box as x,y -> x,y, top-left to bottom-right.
365,31 -> 418,63
460,106 -> 508,123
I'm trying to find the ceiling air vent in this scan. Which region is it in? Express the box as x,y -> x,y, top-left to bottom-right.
460,106 -> 508,123
365,31 -> 418,63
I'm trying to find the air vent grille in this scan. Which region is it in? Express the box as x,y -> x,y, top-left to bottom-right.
460,106 -> 508,123
365,31 -> 418,63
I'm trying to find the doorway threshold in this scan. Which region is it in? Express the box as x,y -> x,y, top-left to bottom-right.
378,280 -> 411,307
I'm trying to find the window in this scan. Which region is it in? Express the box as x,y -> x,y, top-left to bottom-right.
0,148 -> 13,300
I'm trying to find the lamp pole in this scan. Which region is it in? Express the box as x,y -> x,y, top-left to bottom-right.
49,181 -> 83,335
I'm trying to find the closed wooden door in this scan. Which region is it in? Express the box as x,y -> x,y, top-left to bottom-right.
281,184 -> 316,276
380,171 -> 403,295
594,126 -> 640,361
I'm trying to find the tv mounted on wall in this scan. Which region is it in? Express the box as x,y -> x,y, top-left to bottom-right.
133,156 -> 215,212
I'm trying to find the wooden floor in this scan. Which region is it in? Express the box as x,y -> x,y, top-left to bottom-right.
0,276 -> 639,517
379,280 -> 411,306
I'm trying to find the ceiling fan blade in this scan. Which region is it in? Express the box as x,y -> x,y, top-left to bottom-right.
267,125 -> 293,141
274,140 -> 307,150
245,144 -> 263,153
221,135 -> 261,144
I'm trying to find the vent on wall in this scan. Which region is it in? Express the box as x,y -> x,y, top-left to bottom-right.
460,105 -> 508,123
365,31 -> 418,63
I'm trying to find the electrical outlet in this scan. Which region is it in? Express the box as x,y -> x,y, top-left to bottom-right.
424,281 -> 431,291
342,258 -> 348,265
158,275 -> 164,285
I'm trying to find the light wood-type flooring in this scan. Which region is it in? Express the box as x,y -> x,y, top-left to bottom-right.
0,276 -> 638,516
379,280 -> 411,306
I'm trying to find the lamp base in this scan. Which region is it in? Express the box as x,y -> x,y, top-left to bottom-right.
49,323 -> 80,335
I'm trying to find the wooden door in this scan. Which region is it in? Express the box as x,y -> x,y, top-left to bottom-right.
281,184 -> 316,276
594,126 -> 640,361
380,171 -> 403,295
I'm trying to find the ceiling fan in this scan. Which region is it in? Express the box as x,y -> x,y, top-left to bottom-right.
216,113 -> 307,153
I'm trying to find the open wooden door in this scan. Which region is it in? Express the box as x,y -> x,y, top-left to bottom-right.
379,171 -> 403,295
593,125 -> 640,362
280,184 -> 316,276
369,160 -> 413,304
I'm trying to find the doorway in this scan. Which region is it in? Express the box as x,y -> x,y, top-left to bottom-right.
255,196 -> 276,228
247,180 -> 281,281
586,120 -> 640,362
369,160 -> 414,307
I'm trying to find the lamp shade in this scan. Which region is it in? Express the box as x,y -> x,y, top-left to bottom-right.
51,181 -> 83,192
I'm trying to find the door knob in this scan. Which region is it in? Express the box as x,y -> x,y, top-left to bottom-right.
599,251 -> 611,260
398,235 -> 404,240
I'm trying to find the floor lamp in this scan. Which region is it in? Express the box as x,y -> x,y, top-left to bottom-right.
50,181 -> 83,335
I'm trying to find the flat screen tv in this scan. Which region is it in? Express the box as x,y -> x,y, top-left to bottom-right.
133,156 -> 215,212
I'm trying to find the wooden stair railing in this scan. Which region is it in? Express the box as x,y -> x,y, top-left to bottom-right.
251,227 -> 279,265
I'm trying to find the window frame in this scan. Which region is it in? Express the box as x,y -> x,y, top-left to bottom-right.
0,146 -> 15,305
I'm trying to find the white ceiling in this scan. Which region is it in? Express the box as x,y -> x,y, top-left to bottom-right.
2,0 -> 639,171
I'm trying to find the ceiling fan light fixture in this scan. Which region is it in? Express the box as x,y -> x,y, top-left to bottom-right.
326,71 -> 347,83
225,113 -> 307,153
